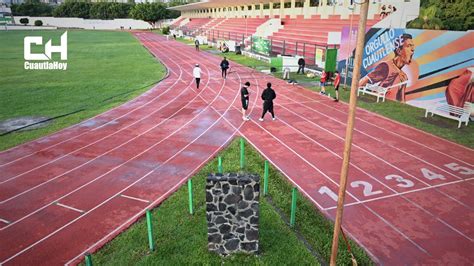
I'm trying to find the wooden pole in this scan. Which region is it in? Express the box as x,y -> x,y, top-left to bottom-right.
329,1 -> 369,265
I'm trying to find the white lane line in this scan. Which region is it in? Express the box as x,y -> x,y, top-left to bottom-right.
56,203 -> 84,213
263,103 -> 474,241
283,84 -> 474,166
230,106 -> 362,203
213,106 -> 327,211
0,43 -> 178,167
0,36 -> 188,183
2,52 -> 243,265
241,94 -> 431,254
270,88 -> 474,209
65,57 -> 257,266
0,36 -> 216,203
0,217 -> 11,224
325,177 -> 474,211
0,39 -> 224,228
120,194 -> 150,204
283,92 -> 465,180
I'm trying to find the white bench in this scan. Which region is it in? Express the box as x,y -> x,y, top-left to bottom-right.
425,102 -> 471,128
357,81 -> 408,103
357,83 -> 389,103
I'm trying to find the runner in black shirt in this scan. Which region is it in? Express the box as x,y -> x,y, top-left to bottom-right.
241,81 -> 250,121
220,57 -> 230,79
259,82 -> 276,121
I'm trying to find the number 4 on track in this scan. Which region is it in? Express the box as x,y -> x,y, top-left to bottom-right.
421,168 -> 445,181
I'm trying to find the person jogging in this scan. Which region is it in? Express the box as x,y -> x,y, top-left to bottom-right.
333,71 -> 341,102
259,82 -> 277,121
241,81 -> 251,121
194,39 -> 200,51
220,57 -> 230,79
193,64 -> 201,89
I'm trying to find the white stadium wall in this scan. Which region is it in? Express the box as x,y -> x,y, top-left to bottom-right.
11,16 -> 151,30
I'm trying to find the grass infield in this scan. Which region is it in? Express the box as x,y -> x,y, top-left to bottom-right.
0,30 -> 165,151
85,138 -> 373,265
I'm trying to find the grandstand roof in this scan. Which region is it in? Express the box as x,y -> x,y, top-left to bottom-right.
169,0 -> 276,11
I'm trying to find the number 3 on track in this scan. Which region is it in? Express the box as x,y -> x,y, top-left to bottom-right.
385,174 -> 414,188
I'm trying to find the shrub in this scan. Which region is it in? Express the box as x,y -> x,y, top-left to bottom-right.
162,26 -> 170,35
19,18 -> 29,25
34,20 -> 43,26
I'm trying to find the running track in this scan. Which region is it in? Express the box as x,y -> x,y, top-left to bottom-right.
0,32 -> 473,265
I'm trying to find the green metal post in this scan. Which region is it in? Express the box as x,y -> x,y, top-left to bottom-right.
290,187 -> 297,227
240,138 -> 245,169
85,253 -> 93,266
263,160 -> 269,196
146,210 -> 155,251
188,179 -> 194,215
218,156 -> 223,174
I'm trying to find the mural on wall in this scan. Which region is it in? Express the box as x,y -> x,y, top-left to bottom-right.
338,28 -> 474,113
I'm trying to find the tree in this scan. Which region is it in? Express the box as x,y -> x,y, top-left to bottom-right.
407,6 -> 443,30
19,18 -> 29,26
409,0 -> 473,31
34,20 -> 43,26
11,0 -> 53,16
129,3 -> 167,28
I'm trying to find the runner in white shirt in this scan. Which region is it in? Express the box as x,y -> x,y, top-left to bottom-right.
193,64 -> 201,89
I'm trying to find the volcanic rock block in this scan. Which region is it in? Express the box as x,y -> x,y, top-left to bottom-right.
206,173 -> 260,255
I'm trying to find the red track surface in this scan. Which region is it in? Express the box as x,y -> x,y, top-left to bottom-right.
0,32 -> 473,265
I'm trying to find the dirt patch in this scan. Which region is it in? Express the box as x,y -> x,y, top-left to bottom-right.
0,116 -> 52,134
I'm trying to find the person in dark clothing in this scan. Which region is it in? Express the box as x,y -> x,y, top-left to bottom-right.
195,39 -> 200,51
297,58 -> 306,74
241,81 -> 251,121
220,57 -> 230,79
259,82 -> 277,121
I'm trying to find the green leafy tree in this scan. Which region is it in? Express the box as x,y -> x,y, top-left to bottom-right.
409,0 -> 473,31
407,6 -> 443,30
12,0 -> 53,16
129,3 -> 167,28
52,2 -> 92,18
34,20 -> 43,26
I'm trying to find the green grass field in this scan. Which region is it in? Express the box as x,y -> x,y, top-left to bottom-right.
0,30 -> 165,151
87,138 -> 372,265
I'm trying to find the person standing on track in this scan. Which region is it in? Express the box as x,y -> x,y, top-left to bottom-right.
333,71 -> 341,102
193,64 -> 201,89
220,57 -> 230,79
320,70 -> 327,95
241,81 -> 251,121
259,82 -> 277,121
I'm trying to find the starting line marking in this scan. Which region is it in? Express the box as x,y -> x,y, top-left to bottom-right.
0,218 -> 10,224
56,203 -> 84,213
120,194 -> 150,203
323,177 -> 474,211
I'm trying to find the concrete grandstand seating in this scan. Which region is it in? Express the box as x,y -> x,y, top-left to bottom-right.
268,14 -> 381,65
181,18 -> 212,33
169,17 -> 186,29
270,15 -> 380,45
206,18 -> 268,43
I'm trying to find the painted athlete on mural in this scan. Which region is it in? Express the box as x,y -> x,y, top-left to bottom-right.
339,28 -> 474,114
359,33 -> 415,102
